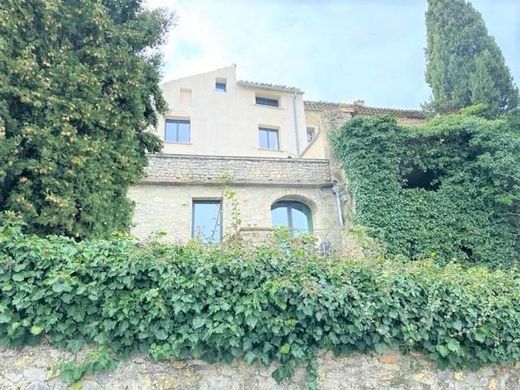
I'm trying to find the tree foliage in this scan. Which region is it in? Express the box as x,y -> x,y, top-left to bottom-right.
0,0 -> 171,238
425,0 -> 519,116
1,217 -> 519,387
331,113 -> 520,267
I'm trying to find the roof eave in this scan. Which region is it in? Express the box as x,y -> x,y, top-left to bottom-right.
237,81 -> 304,95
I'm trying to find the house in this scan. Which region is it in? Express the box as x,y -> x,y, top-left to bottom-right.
128,65 -> 427,249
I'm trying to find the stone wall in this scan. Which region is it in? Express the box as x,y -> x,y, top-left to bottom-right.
128,183 -> 342,247
1,345 -> 518,390
143,154 -> 331,186
130,154 -> 340,247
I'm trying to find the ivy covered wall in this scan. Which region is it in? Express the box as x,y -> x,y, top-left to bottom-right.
331,112 -> 520,267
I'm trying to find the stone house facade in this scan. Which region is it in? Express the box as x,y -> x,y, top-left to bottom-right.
128,65 -> 426,250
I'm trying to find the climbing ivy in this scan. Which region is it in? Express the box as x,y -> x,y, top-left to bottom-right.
54,346 -> 118,384
330,111 -> 520,267
0,214 -> 519,389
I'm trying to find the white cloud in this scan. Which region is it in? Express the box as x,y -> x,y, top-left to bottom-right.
145,0 -> 233,81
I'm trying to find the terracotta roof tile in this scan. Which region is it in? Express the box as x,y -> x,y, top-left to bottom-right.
237,80 -> 303,94
304,100 -> 427,119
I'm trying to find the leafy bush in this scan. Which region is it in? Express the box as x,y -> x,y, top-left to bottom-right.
0,215 -> 519,387
331,112 -> 520,267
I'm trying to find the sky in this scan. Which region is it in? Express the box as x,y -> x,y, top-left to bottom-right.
145,0 -> 520,109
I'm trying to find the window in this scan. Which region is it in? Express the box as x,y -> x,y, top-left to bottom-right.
306,127 -> 316,142
165,119 -> 190,143
255,95 -> 279,107
271,201 -> 313,236
259,127 -> 279,150
192,200 -> 222,243
215,78 -> 226,92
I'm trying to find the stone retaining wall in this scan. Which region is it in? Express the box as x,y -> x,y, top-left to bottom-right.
1,345 -> 518,390
143,154 -> 331,185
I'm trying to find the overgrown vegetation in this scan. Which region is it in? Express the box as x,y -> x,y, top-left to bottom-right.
0,0 -> 172,239
54,346 -> 118,384
331,112 -> 520,267
1,215 -> 519,388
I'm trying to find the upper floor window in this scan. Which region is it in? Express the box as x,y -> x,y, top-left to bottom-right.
256,95 -> 279,107
259,127 -> 279,150
165,119 -> 190,143
271,200 -> 313,236
306,127 -> 316,142
192,200 -> 222,243
215,78 -> 226,92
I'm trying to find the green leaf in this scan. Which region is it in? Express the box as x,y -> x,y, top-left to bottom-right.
374,342 -> 386,354
272,364 -> 293,383
244,351 -> 256,364
447,339 -> 460,353
437,345 -> 449,357
0,312 -> 12,323
279,343 -> 290,354
30,325 -> 44,335
192,317 -> 205,329
12,273 -> 24,282
474,330 -> 486,343
452,320 -> 463,331
53,281 -> 72,293
245,315 -> 258,329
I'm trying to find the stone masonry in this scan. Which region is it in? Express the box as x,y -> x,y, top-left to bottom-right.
129,154 -> 343,247
1,345 -> 518,390
143,154 -> 332,186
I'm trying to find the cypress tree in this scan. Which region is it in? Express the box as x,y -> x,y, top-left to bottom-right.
0,0 -> 171,238
425,0 -> 519,116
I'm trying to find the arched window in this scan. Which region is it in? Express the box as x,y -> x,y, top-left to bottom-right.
271,201 -> 313,236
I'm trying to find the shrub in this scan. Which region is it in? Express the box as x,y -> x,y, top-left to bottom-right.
0,215 -> 519,387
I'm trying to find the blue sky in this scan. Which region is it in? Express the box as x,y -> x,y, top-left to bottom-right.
146,0 -> 519,109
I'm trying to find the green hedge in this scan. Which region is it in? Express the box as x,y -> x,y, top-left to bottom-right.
1,217 -> 519,386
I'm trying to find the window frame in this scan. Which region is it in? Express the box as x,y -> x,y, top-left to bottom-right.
165,118 -> 191,144
191,199 -> 223,243
255,95 -> 280,108
258,127 -> 280,150
271,200 -> 313,236
215,78 -> 227,92
306,127 -> 316,143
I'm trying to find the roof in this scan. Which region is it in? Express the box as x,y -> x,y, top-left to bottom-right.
304,100 -> 428,120
237,80 -> 303,95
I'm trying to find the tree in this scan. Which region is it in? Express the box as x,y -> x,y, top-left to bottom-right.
0,1 -> 172,238
425,0 -> 519,117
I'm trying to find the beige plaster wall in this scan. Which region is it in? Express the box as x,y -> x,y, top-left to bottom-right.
300,131 -> 325,159
153,66 -> 308,158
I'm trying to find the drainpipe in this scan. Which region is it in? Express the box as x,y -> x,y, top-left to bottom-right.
293,93 -> 301,157
331,183 -> 344,227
